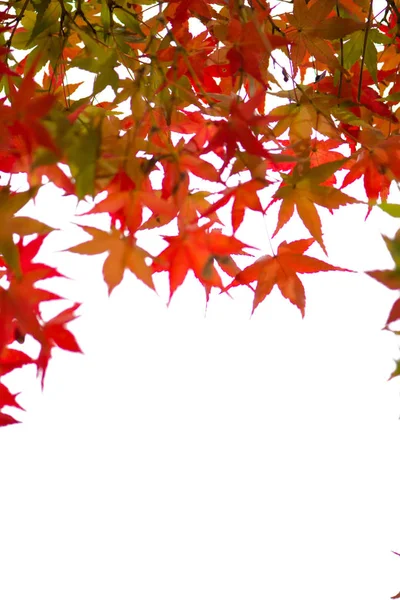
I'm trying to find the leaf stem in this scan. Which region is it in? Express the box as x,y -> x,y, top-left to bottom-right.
6,0 -> 30,48
336,0 -> 344,98
387,0 -> 400,24
74,0 -> 97,35
357,0 -> 373,104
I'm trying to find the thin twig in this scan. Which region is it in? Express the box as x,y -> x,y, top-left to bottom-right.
6,0 -> 30,48
357,0 -> 373,103
387,0 -> 400,24
74,0 -> 97,35
336,0 -> 344,98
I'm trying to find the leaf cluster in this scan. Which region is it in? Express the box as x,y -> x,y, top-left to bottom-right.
1,0 -> 400,426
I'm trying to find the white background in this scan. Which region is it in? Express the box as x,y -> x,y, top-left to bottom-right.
2,1 -> 400,593
0,182 -> 400,599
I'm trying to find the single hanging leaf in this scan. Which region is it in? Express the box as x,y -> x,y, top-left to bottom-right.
267,160 -> 357,254
225,238 -> 351,316
66,226 -> 155,295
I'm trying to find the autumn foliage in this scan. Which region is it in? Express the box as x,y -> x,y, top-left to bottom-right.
2,0 -> 400,427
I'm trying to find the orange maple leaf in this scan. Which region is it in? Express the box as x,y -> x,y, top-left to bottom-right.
67,226 -> 155,295
225,238 -> 350,316
267,160 -> 357,253
283,0 -> 364,74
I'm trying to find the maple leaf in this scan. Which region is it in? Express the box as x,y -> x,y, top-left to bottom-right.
175,141 -> 221,182
276,139 -> 346,184
0,407 -> 20,427
302,139 -> 347,173
2,0 -> 400,428
67,226 -> 155,295
29,163 -> 76,196
0,273 -> 78,390
266,160 -> 357,253
2,61 -> 59,163
267,100 -> 341,148
0,233 -> 71,379
366,231 -> 400,328
366,269 -> 400,291
165,0 -> 214,27
0,382 -> 24,411
385,298 -> 400,327
0,347 -> 35,377
140,132 -> 220,200
43,304 -> 82,353
159,140 -> 220,200
9,234 -> 63,284
83,188 -> 176,236
203,90 -> 273,169
221,18 -> 289,86
225,238 -> 350,315
341,130 -> 400,203
284,0 -> 365,74
152,223 -> 254,302
0,287 -> 19,354
200,179 -> 270,232
37,302 -> 82,387
0,282 -> 47,355
0,48 -> 17,77
156,30 -> 221,95
0,186 -> 54,277
316,63 -> 398,126
141,189 -> 224,230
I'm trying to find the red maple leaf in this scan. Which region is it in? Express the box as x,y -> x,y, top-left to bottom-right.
225,238 -> 350,315
341,130 -> 400,203
203,90 -> 274,169
200,179 -> 270,232
37,303 -> 82,387
223,18 -> 288,85
0,383 -> 24,411
0,347 -> 35,376
0,408 -> 20,427
152,223 -> 254,301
